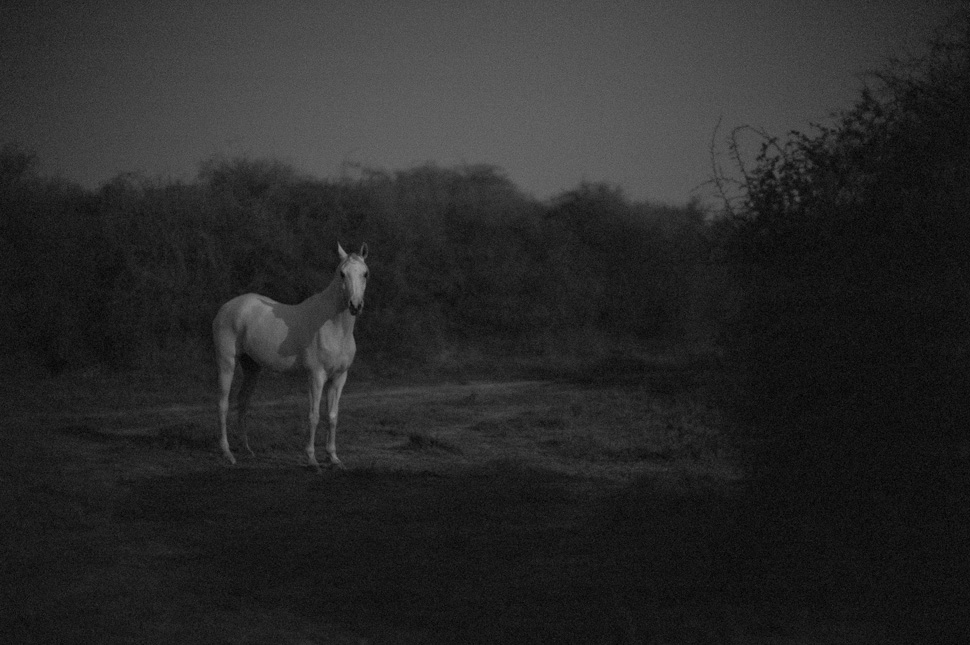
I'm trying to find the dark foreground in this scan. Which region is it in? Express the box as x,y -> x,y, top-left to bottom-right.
1,369 -> 966,643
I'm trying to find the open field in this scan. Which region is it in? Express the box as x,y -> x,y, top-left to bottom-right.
1,353 -> 965,643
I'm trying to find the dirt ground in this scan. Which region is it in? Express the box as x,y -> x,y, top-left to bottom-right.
1,367 -> 964,643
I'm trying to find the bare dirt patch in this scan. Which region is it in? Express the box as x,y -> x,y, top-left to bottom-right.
1,373 -> 961,643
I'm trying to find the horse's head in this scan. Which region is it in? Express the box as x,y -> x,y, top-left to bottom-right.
337,242 -> 369,316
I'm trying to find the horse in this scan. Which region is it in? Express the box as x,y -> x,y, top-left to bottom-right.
212,242 -> 369,469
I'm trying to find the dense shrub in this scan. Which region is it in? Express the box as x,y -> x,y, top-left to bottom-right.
0,153 -> 726,374
718,24 -> 970,500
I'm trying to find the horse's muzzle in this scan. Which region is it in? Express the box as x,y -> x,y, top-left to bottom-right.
348,302 -> 363,316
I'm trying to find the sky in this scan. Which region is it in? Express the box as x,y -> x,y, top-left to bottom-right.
0,0 -> 960,205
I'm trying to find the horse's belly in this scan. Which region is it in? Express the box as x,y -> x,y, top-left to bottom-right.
255,351 -> 301,372
242,326 -> 301,372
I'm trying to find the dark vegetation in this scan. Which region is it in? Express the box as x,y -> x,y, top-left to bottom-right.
0,148 -> 727,377
3,18 -> 970,643
717,22 -> 970,499
712,21 -> 970,638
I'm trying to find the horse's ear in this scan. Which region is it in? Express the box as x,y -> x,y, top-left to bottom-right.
338,243 -> 348,261
359,242 -> 369,259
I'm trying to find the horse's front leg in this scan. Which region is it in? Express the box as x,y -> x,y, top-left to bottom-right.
306,369 -> 326,471
325,370 -> 349,468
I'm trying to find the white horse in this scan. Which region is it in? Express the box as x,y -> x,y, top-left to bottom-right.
213,243 -> 369,469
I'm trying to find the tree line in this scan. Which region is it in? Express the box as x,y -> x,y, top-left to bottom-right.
0,151 -> 728,375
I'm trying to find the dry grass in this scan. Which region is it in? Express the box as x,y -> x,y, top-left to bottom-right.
0,351 -> 963,643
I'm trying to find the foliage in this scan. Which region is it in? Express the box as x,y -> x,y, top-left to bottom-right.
718,22 -> 970,498
0,152 -> 726,374
0,146 -> 104,372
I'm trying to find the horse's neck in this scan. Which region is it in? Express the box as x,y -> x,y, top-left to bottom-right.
306,277 -> 354,333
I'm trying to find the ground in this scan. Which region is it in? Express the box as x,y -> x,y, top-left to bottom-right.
0,354 -> 965,643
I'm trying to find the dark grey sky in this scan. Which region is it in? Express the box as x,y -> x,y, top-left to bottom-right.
0,0 -> 957,203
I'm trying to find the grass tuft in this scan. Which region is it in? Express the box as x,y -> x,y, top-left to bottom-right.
399,431 -> 463,455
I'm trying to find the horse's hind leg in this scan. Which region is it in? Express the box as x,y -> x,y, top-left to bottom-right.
237,354 -> 261,458
216,355 -> 236,465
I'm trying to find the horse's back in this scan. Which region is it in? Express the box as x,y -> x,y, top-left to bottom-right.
214,293 -> 274,334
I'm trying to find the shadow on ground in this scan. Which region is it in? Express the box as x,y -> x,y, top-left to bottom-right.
5,432 -> 966,644
2,370 -> 968,645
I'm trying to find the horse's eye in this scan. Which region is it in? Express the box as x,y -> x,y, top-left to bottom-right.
364,272 -> 369,279
341,271 -> 346,279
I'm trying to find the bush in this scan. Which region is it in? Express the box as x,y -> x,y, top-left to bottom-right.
718,22 -> 970,501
